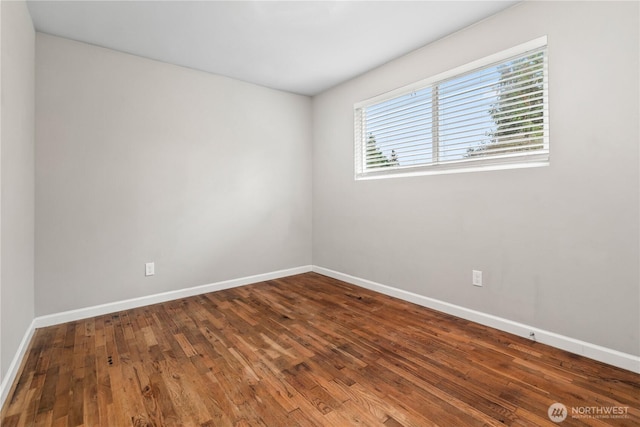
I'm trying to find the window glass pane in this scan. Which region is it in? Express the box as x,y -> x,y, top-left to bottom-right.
364,87 -> 433,170
438,66 -> 501,161
438,50 -> 545,161
488,51 -> 546,153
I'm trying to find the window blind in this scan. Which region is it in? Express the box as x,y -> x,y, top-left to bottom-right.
355,37 -> 549,179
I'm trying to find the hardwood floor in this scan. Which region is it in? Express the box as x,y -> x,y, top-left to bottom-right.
1,272 -> 639,426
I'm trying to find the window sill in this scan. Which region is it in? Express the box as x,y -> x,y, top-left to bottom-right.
355,158 -> 550,181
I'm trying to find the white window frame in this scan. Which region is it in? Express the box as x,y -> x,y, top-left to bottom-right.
354,36 -> 549,180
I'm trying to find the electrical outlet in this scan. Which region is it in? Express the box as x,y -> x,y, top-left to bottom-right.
472,270 -> 482,287
145,262 -> 155,276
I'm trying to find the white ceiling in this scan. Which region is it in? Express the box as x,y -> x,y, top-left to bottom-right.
26,1 -> 520,96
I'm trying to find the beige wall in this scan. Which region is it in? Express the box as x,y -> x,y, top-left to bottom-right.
35,34 -> 312,316
312,1 -> 639,355
0,0 -> 35,381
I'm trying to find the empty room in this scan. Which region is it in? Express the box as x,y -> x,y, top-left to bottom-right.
1,0 -> 639,426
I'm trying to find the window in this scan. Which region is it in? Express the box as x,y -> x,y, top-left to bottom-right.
355,37 -> 549,179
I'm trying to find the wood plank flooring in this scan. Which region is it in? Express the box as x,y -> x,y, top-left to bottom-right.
2,272 -> 639,426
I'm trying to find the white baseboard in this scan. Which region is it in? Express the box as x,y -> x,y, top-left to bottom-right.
312,266 -> 640,374
0,319 -> 36,408
1,265 -> 311,409
34,265 -> 312,328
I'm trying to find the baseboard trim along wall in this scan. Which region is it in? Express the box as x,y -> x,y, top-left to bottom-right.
0,319 -> 37,409
3,264 -> 639,409
33,265 -> 313,328
312,266 -> 640,374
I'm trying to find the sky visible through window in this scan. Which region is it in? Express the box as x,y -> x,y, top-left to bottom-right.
439,66 -> 501,160
364,65 -> 501,167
